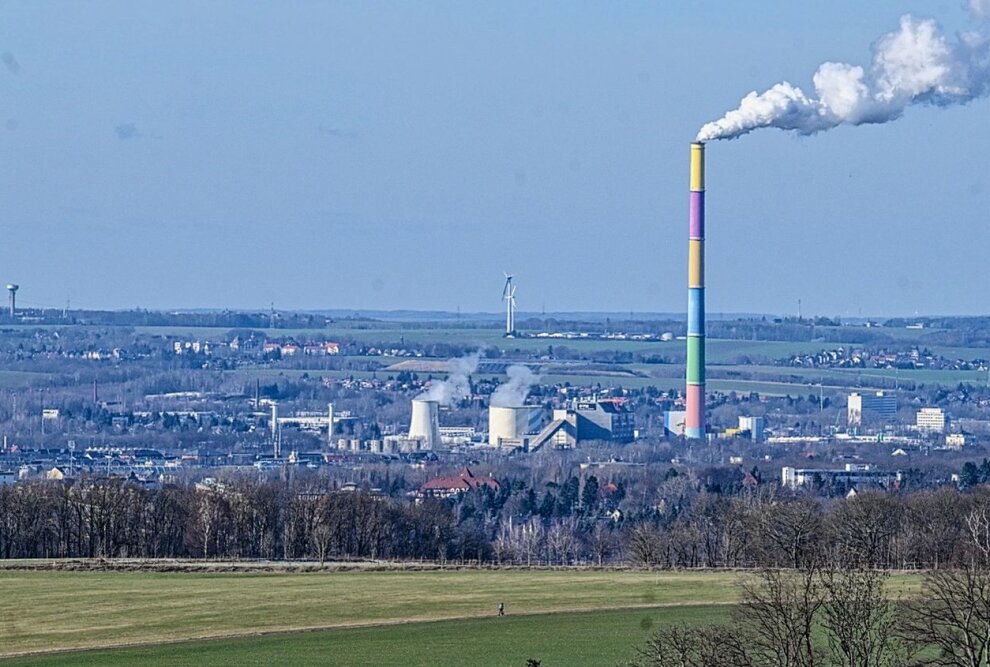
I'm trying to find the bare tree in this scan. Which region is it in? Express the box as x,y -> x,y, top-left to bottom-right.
899,565 -> 990,667
964,503 -> 990,565
629,624 -> 751,667
755,498 -> 822,569
587,523 -> 614,566
829,492 -> 901,568
494,523 -> 513,565
627,524 -> 664,567
546,519 -> 580,565
511,518 -> 543,567
735,567 -> 824,667
901,488 -> 965,569
820,565 -> 904,667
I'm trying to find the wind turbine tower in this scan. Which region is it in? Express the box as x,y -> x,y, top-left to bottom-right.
502,273 -> 516,337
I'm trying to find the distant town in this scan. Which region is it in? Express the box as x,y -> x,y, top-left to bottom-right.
3,301 -> 990,507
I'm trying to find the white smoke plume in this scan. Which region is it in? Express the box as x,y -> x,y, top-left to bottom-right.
697,14 -> 990,141
490,364 -> 539,407
417,352 -> 480,405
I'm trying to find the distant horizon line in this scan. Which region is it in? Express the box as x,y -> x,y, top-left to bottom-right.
23,306 -> 979,322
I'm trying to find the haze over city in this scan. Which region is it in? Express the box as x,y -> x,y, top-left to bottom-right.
1,1 -> 988,316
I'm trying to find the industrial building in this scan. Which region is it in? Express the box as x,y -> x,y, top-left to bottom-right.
663,410 -> 687,438
847,391 -> 897,427
781,464 -> 902,490
526,399 -> 634,450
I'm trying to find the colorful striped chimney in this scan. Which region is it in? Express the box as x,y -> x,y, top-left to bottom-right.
685,142 -> 705,439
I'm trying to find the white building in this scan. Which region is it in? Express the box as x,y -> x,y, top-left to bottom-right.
916,407 -> 946,433
663,410 -> 687,437
738,416 -> 766,443
946,433 -> 967,450
781,464 -> 902,490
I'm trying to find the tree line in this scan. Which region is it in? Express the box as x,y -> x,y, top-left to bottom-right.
7,476 -> 990,573
629,525 -> 990,666
0,478 -> 482,562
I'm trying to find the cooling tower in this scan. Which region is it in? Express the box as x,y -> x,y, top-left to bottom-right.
409,399 -> 441,449
685,142 -> 706,439
488,405 -> 540,447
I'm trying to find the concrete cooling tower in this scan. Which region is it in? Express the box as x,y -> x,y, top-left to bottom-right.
488,405 -> 541,447
409,399 -> 441,449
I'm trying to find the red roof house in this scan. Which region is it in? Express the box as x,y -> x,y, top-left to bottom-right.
418,467 -> 500,499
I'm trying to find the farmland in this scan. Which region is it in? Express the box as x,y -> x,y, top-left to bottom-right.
0,566 -> 924,665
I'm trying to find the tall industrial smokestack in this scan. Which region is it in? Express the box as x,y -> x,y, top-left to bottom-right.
685,143 -> 705,439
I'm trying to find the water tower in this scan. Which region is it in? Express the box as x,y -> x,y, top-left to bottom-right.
6,284 -> 18,318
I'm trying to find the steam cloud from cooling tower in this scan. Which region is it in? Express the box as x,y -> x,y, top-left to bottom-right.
697,14 -> 990,141
416,352 -> 480,406
490,364 -> 539,407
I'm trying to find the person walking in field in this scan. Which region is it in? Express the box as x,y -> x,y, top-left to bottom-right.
498,602 -> 505,617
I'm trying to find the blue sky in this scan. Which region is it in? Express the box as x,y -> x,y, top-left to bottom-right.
0,1 -> 986,316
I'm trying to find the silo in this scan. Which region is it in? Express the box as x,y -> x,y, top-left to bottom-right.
409,399 -> 441,449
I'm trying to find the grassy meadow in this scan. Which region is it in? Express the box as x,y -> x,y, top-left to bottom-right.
0,567 -> 924,665
2,606 -> 729,667
0,569 -> 740,658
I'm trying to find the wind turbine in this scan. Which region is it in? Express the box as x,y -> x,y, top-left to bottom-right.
502,273 -> 516,337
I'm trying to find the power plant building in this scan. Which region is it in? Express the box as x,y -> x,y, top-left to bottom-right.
488,406 -> 542,448
847,391 -> 897,427
526,399 -> 634,450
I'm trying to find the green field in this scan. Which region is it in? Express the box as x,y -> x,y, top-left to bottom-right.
25,322 -> 990,393
0,567 -> 924,666
130,324 -> 864,360
3,606 -> 727,667
0,569 -> 740,659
